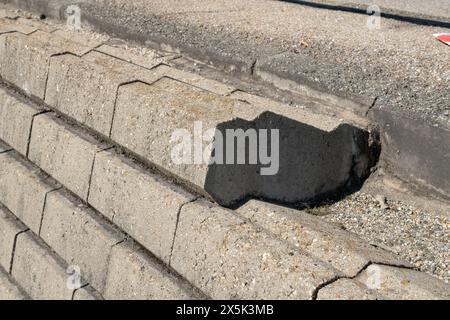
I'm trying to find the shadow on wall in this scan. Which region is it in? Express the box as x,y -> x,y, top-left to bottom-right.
204,112 -> 377,208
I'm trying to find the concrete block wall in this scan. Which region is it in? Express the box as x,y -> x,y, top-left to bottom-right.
0,13 -> 448,300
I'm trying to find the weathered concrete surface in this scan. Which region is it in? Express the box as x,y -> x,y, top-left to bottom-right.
0,30 -> 94,99
171,199 -> 339,299
0,16 -> 35,34
0,87 -> 45,155
316,278 -> 382,300
370,106 -> 450,201
12,231 -> 78,299
112,78 -> 370,206
103,241 -> 195,300
40,189 -> 124,292
0,204 -> 27,271
237,200 -> 409,277
0,151 -> 59,233
45,51 -> 164,137
0,265 -> 28,300
88,149 -> 195,263
355,264 -> 450,300
28,113 -> 110,200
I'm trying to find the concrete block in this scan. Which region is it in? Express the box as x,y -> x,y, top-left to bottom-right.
28,113 -> 109,200
316,278 -> 382,300
11,231 -> 77,300
356,264 -> 450,300
112,78 -> 369,206
73,285 -> 104,300
40,189 -> 124,293
0,31 -> 96,99
0,266 -> 28,300
237,200 -> 409,277
0,151 -> 59,233
88,149 -> 195,263
45,51 -> 163,136
103,241 -> 193,300
0,88 -> 45,155
171,199 -> 338,299
0,204 -> 27,271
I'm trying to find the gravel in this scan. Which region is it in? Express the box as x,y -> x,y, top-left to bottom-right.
311,192 -> 449,283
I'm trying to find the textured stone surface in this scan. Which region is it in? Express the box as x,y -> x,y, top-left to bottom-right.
0,266 -> 27,300
316,278 -> 382,300
0,204 -> 27,271
237,200 -> 409,277
28,113 -> 109,200
45,51 -> 163,136
0,31 -> 93,98
88,149 -> 195,263
40,189 -> 124,292
356,264 -> 450,300
171,199 -> 338,299
0,17 -> 35,34
103,241 -> 193,299
12,231 -> 77,300
0,140 -> 11,153
0,88 -> 44,155
0,151 -> 58,233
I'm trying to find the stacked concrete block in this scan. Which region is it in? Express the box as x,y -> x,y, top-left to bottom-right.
11,231 -> 77,300
0,88 -> 45,156
28,113 -> 110,200
103,241 -> 195,300
0,151 -> 59,233
0,204 -> 27,271
40,189 -> 125,292
88,149 -> 195,263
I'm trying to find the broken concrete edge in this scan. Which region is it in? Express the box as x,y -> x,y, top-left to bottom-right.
369,105 -> 450,204
281,0 -> 450,28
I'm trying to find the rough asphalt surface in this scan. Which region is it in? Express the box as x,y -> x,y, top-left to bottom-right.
314,192 -> 449,283
80,0 -> 450,128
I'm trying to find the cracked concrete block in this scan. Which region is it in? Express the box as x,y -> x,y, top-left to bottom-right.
171,199 -> 339,299
45,51 -> 163,136
112,78 -> 369,206
11,231 -> 77,300
0,31 -> 96,99
103,241 -> 193,300
317,278 -> 383,300
88,149 -> 195,263
0,266 -> 27,300
28,113 -> 110,200
40,189 -> 124,293
73,285 -> 104,300
355,264 -> 450,300
237,200 -> 410,277
0,17 -> 36,34
0,151 -> 58,233
0,88 -> 45,155
0,205 -> 27,271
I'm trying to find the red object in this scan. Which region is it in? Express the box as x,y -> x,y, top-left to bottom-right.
434,33 -> 450,46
